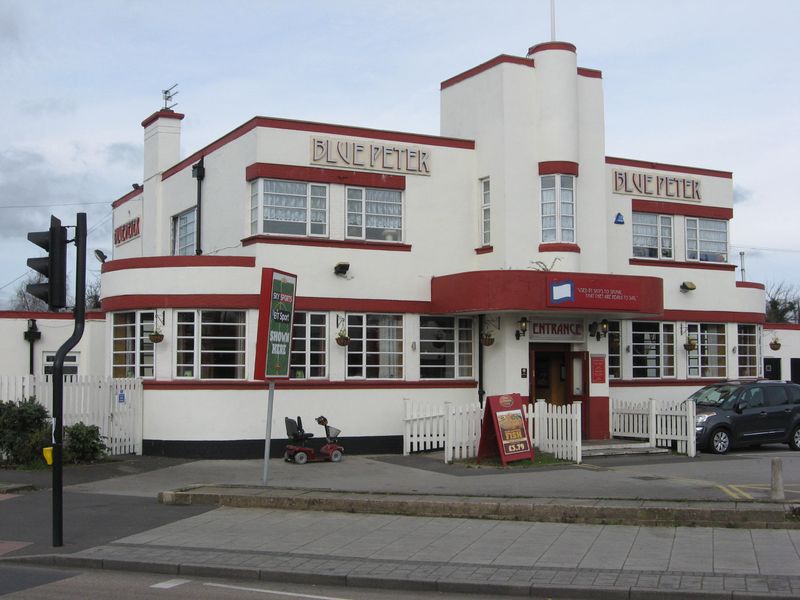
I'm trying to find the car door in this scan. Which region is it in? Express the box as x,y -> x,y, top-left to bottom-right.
730,386 -> 770,444
761,385 -> 791,441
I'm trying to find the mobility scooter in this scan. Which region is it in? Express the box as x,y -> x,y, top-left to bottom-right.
284,415 -> 344,464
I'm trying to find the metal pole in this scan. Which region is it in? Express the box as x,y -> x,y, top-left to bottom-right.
262,380 -> 276,485
52,212 -> 87,547
550,0 -> 556,41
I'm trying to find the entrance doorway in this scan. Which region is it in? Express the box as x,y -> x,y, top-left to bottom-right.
532,349 -> 568,405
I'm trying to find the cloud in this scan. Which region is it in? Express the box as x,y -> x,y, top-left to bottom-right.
0,4 -> 22,49
733,185 -> 753,205
105,142 -> 142,168
19,97 -> 76,116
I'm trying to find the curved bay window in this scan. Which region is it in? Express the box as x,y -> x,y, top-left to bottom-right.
112,311 -> 155,378
175,310 -> 246,379
541,174 -> 575,243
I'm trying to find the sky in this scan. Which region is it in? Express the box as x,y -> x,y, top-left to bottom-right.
0,0 -> 798,307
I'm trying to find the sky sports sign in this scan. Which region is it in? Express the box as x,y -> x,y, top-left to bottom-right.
547,275 -> 642,311
255,268 -> 297,380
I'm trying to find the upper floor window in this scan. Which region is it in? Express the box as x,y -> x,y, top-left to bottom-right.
250,179 -> 328,237
631,321 -> 675,378
112,311 -> 155,378
480,178 -> 490,246
541,174 -> 575,243
632,213 -> 672,259
419,316 -> 474,379
346,187 -> 403,242
686,218 -> 727,263
290,312 -> 327,379
687,323 -> 726,378
171,208 -> 196,256
346,313 -> 403,379
175,310 -> 246,379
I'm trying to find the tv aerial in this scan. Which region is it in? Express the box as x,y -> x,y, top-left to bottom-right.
162,84 -> 179,110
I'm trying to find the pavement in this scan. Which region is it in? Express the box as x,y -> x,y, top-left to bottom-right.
2,449 -> 800,599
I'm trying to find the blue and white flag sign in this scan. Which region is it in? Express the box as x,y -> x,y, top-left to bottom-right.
549,279 -> 575,305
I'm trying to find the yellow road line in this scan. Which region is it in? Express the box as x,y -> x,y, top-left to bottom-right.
728,485 -> 754,500
716,484 -> 744,500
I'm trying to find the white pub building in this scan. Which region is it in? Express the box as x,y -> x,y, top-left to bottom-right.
4,40 -> 798,457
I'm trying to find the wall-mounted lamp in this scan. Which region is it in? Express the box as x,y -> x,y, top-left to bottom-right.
680,281 -> 696,293
94,249 -> 108,264
588,319 -> 609,341
515,317 -> 528,340
23,318 -> 42,375
334,262 -> 350,276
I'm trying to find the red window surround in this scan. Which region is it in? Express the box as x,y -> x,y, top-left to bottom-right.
245,163 -> 405,189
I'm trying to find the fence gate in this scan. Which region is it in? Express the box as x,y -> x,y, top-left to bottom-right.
0,375 -> 143,456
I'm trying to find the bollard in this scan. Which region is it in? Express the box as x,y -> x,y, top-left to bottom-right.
770,457 -> 785,501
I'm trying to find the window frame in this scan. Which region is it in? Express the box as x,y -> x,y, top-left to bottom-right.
736,324 -> 760,379
345,313 -> 404,379
540,174 -> 576,243
345,186 -> 404,243
686,217 -> 728,263
289,311 -> 328,380
687,322 -> 727,378
480,177 -> 491,246
174,309 -> 247,380
112,311 -> 156,379
43,352 -> 79,376
419,316 -> 474,380
250,178 -> 329,238
631,321 -> 676,379
607,321 -> 621,379
171,207 -> 197,256
632,212 -> 673,259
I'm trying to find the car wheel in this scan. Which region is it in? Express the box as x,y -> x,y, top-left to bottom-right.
294,451 -> 308,465
710,429 -> 731,454
789,425 -> 800,451
330,449 -> 342,463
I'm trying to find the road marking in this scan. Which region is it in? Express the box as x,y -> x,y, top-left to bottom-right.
727,484 -> 754,500
204,582 -> 353,599
716,484 -> 744,500
151,578 -> 191,589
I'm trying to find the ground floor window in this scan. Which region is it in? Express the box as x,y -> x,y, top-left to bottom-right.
419,316 -> 474,379
687,323 -> 726,378
737,324 -> 759,378
112,311 -> 155,378
175,310 -> 246,379
290,312 -> 327,379
43,352 -> 79,376
631,321 -> 675,378
607,321 -> 621,379
346,314 -> 403,379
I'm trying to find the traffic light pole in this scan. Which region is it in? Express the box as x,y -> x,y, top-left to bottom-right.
51,213 -> 86,547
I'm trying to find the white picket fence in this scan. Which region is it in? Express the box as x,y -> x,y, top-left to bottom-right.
0,375 -> 143,456
611,397 -> 696,457
403,398 -> 582,464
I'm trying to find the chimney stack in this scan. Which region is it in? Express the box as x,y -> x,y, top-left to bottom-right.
141,109 -> 184,182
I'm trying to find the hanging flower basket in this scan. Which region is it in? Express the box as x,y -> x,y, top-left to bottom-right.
335,335 -> 350,347
769,340 -> 781,351
480,333 -> 495,347
683,339 -> 697,352
149,332 -> 164,344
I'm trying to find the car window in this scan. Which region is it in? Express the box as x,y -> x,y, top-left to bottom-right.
763,386 -> 788,407
788,385 -> 800,405
742,387 -> 765,408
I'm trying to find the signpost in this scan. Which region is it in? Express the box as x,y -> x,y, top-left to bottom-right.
476,393 -> 534,465
254,268 -> 297,484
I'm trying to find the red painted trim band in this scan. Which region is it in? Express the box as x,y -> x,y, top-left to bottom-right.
102,294 -> 260,311
765,323 -> 800,331
144,380 -> 478,391
112,187 -> 143,209
141,110 -> 185,128
241,235 -> 411,252
163,117 -> 474,181
661,310 -> 765,324
475,246 -> 494,255
296,297 -> 432,313
577,67 -> 602,79
632,199 -> 732,220
538,243 -> 581,253
736,281 -> 765,290
528,41 -> 577,54
440,54 -> 535,90
102,256 -> 255,274
0,311 -> 105,320
245,163 -> 405,190
610,379 -> 725,388
607,156 -> 732,179
629,258 -> 736,272
539,161 -> 579,176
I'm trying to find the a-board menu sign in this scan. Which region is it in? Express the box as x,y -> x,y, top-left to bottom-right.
254,268 -> 297,380
477,393 -> 534,465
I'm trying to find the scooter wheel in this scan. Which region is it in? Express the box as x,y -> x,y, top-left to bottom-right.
294,451 -> 308,465
330,449 -> 342,463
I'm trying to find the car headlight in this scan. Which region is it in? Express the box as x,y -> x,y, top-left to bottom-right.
696,413 -> 715,425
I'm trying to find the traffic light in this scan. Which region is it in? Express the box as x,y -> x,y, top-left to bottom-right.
27,215 -> 68,310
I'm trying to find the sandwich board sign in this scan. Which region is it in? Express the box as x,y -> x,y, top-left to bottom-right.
477,393 -> 534,465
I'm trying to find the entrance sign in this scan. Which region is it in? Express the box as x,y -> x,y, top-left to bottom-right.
529,319 -> 584,342
477,393 -> 534,465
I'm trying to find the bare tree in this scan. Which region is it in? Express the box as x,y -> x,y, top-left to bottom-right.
86,275 -> 102,310
10,273 -> 49,311
766,281 -> 799,324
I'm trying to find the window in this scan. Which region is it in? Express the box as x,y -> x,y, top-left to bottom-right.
632,213 -> 672,259
763,385 -> 788,407
607,321 -> 621,379
737,324 -> 759,378
419,316 -> 473,379
250,179 -> 327,237
346,314 -> 403,378
43,352 -> 79,376
631,322 -> 675,378
175,310 -> 246,379
480,178 -> 490,246
112,311 -> 155,378
346,187 -> 403,242
541,174 -> 575,243
687,323 -> 726,378
290,312 -> 327,379
171,208 -> 196,255
686,218 -> 728,262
